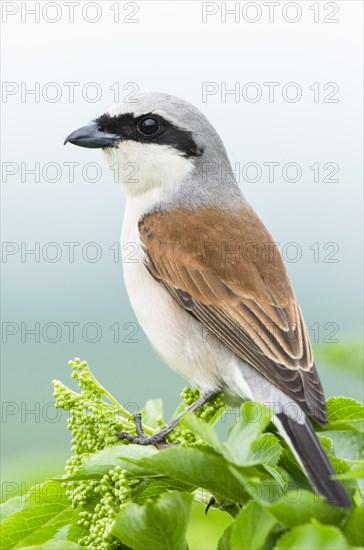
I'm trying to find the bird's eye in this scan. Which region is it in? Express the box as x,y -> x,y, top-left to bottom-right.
137,117 -> 160,136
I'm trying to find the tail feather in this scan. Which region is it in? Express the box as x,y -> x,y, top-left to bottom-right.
276,412 -> 351,508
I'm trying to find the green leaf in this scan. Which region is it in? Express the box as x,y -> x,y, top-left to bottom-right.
344,506 -> 364,546
317,435 -> 360,494
181,412 -> 222,451
132,478 -> 195,503
14,507 -> 75,549
228,464 -> 284,504
129,446 -> 247,503
0,496 -> 24,522
325,397 -> 364,432
277,447 -> 311,492
229,501 -> 276,550
268,490 -> 348,528
319,430 -> 363,461
112,491 -> 193,550
218,524 -> 233,550
0,482 -> 72,550
71,444 -> 159,479
274,519 -> 349,549
250,433 -> 282,467
222,402 -> 273,466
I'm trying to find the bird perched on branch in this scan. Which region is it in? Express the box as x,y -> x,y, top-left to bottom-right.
65,92 -> 350,508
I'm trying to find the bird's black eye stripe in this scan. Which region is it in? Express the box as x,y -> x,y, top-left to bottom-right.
94,112 -> 202,157
95,112 -> 164,140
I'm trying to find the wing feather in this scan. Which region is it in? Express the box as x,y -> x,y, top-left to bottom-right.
139,206 -> 327,423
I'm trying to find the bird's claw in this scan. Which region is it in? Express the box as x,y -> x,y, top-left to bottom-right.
114,412 -> 174,449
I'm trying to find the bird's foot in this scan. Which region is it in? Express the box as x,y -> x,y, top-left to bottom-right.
114,413 -> 175,450
115,391 -> 218,450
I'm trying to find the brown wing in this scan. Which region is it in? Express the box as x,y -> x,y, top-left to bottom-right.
139,205 -> 327,424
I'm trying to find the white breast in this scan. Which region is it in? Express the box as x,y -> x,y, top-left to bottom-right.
120,191 -> 246,394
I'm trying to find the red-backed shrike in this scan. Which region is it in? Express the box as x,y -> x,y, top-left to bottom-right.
65,93 -> 350,507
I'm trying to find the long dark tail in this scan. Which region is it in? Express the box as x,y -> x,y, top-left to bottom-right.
276,412 -> 351,508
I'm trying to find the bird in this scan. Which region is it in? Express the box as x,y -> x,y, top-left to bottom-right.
65,92 -> 351,508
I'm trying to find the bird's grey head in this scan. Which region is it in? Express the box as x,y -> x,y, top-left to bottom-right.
65,93 -> 234,199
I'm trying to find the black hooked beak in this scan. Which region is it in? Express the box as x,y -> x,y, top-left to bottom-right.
64,122 -> 119,149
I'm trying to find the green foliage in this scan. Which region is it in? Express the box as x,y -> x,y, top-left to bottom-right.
0,481 -> 76,549
274,519 -> 349,550
1,358 -> 363,550
112,491 -> 193,550
227,501 -> 276,550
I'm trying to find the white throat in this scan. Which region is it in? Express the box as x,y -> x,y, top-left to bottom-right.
105,140 -> 194,197
120,186 -> 167,272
